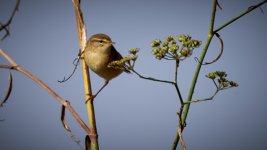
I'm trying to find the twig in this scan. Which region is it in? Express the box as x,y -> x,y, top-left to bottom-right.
178,126 -> 186,150
195,33 -> 224,65
184,88 -> 220,104
58,56 -> 81,83
131,69 -> 174,84
0,48 -> 91,135
0,0 -> 20,40
214,0 -> 267,33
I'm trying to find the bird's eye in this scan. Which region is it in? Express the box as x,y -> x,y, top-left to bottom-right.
99,40 -> 104,43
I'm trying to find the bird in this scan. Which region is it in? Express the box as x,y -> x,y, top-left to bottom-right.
84,33 -> 129,100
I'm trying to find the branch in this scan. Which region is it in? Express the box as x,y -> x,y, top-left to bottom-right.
172,1 -> 266,149
172,1 -> 218,149
214,0 -> 267,33
184,88 -> 220,104
0,0 -> 20,40
0,48 -> 91,135
131,69 -> 174,84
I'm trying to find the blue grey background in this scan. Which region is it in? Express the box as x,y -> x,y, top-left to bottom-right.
1,0 -> 267,150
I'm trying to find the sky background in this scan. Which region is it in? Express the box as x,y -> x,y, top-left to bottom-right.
1,0 -> 267,150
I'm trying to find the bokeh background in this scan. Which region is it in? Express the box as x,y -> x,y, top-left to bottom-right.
1,0 -> 267,150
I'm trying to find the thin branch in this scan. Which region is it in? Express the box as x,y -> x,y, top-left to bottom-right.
214,0 -> 267,33
131,68 -> 174,84
58,56 -> 81,83
0,48 -> 91,135
200,33 -> 224,65
178,126 -> 186,150
173,60 -> 184,105
0,0 -> 20,40
184,88 -> 220,104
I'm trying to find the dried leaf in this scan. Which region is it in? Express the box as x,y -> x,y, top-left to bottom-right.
61,103 -> 71,132
60,101 -> 83,149
0,72 -> 13,107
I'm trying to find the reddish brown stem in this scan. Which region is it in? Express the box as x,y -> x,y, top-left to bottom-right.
0,48 -> 91,135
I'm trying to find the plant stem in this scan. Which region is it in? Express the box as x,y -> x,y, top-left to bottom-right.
214,0 -> 267,33
174,60 -> 184,105
72,0 -> 99,149
0,48 -> 91,135
184,88 -> 220,104
171,0 -> 217,149
172,0 -> 267,149
131,69 -> 174,84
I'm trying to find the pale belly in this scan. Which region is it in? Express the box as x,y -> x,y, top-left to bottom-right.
85,52 -> 109,72
84,51 -> 122,80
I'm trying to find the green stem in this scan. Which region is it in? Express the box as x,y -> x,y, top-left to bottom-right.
171,0 -> 217,149
131,69 -> 174,84
172,0 -> 267,149
174,60 -> 184,105
184,88 -> 220,104
172,35 -> 214,150
214,0 -> 267,33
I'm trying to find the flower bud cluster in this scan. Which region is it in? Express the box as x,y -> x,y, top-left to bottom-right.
150,35 -> 201,60
206,71 -> 238,88
108,48 -> 139,71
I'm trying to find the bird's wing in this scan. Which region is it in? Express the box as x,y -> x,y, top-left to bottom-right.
110,45 -> 131,73
110,45 -> 123,61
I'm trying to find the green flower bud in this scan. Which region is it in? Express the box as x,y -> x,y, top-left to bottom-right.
170,44 -> 179,53
215,71 -> 226,77
166,36 -> 174,42
151,47 -> 161,55
229,81 -> 239,87
171,40 -> 176,45
206,72 -> 216,79
222,81 -> 229,87
162,41 -> 169,47
151,39 -> 161,47
180,49 -> 187,56
128,48 -> 140,55
180,49 -> 192,57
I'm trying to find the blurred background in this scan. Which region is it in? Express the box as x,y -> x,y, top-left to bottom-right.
1,0 -> 267,150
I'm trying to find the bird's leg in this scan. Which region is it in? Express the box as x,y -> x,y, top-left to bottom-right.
86,80 -> 109,103
94,80 -> 109,98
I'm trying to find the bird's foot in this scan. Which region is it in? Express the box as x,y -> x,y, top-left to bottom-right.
85,94 -> 96,104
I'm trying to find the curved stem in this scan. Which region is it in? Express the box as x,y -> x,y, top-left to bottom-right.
0,48 -> 91,135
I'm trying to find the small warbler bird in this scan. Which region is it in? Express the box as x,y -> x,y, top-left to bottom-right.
84,33 -> 129,99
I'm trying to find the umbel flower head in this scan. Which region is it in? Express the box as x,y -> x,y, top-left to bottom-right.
108,48 -> 139,71
206,71 -> 239,89
150,35 -> 201,60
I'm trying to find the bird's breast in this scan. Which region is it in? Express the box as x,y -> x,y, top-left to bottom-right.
85,51 -> 109,73
84,49 -> 123,81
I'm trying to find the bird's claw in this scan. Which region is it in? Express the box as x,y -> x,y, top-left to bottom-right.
85,94 -> 96,104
